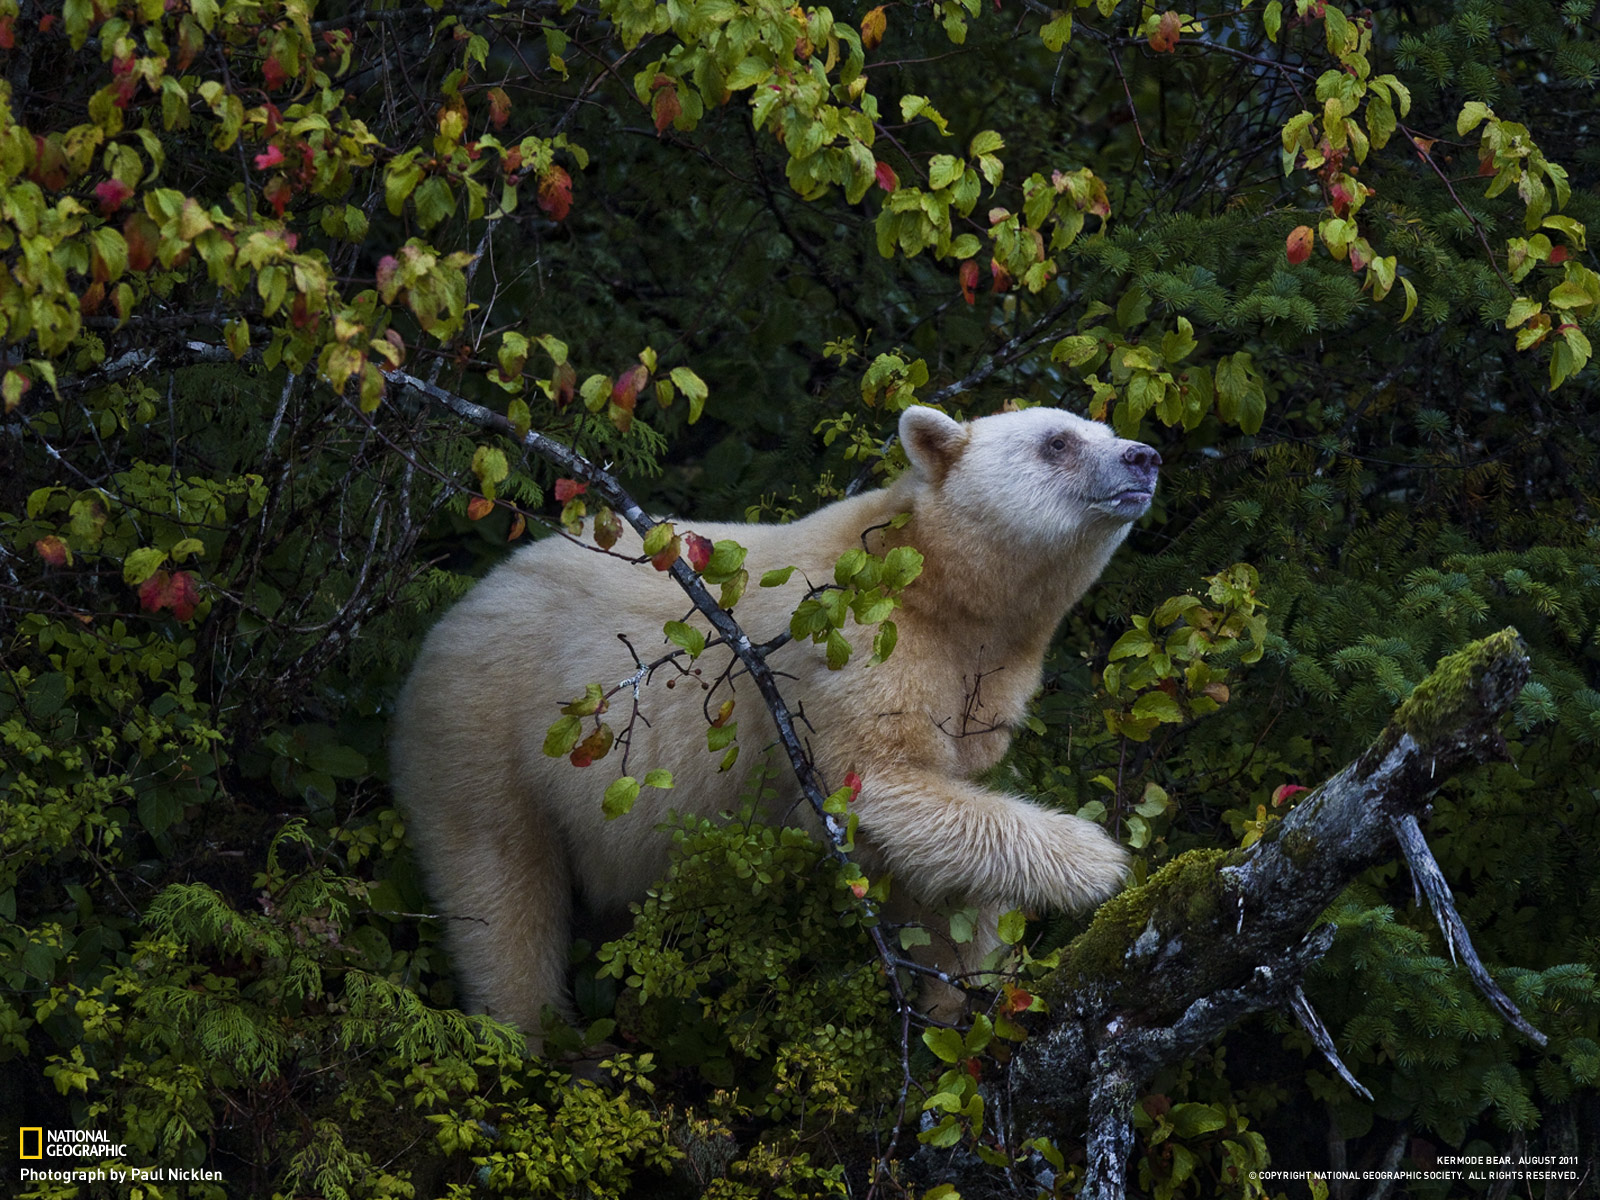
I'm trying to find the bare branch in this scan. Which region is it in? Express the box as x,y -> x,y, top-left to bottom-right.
1391,812 -> 1547,1046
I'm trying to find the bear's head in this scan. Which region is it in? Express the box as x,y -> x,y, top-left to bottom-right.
899,405 -> 1161,547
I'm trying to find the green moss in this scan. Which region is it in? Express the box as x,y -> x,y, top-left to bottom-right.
1056,848 -> 1234,986
1276,824 -> 1320,869
1390,627 -> 1523,746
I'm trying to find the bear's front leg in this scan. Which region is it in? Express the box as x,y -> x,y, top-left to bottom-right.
853,769 -> 1130,915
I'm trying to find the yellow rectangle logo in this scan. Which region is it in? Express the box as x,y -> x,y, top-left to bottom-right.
19,1127 -> 43,1159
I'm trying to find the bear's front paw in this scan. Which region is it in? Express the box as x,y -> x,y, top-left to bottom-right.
1051,814 -> 1132,909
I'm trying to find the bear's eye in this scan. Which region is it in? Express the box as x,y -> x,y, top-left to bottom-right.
1049,436 -> 1068,452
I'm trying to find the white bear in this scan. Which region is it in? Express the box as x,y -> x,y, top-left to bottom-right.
391,405 -> 1160,1047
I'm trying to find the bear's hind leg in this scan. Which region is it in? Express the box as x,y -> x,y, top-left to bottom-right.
426,800 -> 574,1053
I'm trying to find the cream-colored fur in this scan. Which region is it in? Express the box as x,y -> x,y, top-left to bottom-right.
391,405 -> 1160,1047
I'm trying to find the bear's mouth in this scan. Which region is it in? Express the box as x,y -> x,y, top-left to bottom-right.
1099,487 -> 1153,504
1092,488 -> 1155,516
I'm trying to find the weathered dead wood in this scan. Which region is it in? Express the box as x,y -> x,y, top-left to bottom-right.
1004,630 -> 1537,1200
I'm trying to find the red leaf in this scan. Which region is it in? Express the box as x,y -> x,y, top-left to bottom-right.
467,496 -> 494,521
1148,10 -> 1181,51
139,570 -> 200,621
109,56 -> 138,107
1328,180 -> 1353,218
40,12 -> 57,32
0,18 -> 15,49
487,86 -> 511,130
263,176 -> 293,218
123,213 -> 160,271
375,255 -> 399,298
874,160 -> 898,192
507,513 -> 526,541
1272,783 -> 1309,806
843,770 -> 863,801
651,80 -> 682,134
537,165 -> 572,221
849,879 -> 869,898
31,136 -> 69,191
262,54 -> 289,90
1286,225 -> 1314,265
613,364 -> 648,410
554,478 -> 587,503
552,361 -> 577,408
593,507 -> 624,550
1003,985 -> 1034,1015
137,574 -> 166,615
165,571 -> 200,620
990,258 -> 1012,293
35,536 -> 69,566
650,535 -> 682,572
684,532 -> 714,573
959,259 -> 979,305
1549,246 -> 1569,264
254,144 -> 285,171
568,724 -> 613,768
860,5 -> 887,49
94,179 -> 133,215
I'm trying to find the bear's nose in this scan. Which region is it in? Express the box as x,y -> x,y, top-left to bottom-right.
1122,444 -> 1162,471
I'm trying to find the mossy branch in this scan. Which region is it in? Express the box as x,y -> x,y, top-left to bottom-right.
1004,629 -> 1534,1200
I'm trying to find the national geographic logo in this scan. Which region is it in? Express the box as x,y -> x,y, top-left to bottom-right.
15,1127 -> 128,1159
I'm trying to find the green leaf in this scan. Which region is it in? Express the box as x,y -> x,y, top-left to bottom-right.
1053,334 -> 1100,367
1457,101 -> 1493,137
643,768 -> 674,789
761,566 -> 797,587
1109,627 -> 1156,660
1041,10 -> 1072,50
704,539 -> 748,582
871,619 -> 899,663
826,628 -> 852,670
307,744 -> 369,778
928,155 -> 963,189
923,1027 -> 967,1063
1506,296 -> 1542,329
1169,1102 -> 1228,1138
898,925 -> 932,949
834,546 -> 869,586
668,366 -> 708,422
997,908 -> 1027,945
543,714 -> 583,757
122,547 -> 167,585
1131,690 -> 1185,723
969,129 -> 1004,157
602,776 -> 641,819
1215,352 -> 1267,434
663,620 -> 706,659
641,522 -> 675,556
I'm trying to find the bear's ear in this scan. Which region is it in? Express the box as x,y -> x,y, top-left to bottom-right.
900,407 -> 968,485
